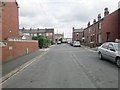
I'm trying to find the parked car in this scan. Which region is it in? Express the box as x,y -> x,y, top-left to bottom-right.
57,41 -> 61,44
73,41 -> 81,47
97,42 -> 120,67
67,41 -> 71,44
70,41 -> 74,46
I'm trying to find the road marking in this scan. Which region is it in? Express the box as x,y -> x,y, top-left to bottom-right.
0,49 -> 50,85
71,53 -> 102,88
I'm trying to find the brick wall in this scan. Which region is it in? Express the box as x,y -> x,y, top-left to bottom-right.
73,32 -> 82,41
1,41 -> 38,62
102,10 -> 119,43
83,9 -> 119,47
2,2 -> 19,41
118,9 -> 120,39
0,6 -> 2,41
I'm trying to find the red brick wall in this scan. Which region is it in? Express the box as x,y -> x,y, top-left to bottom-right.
84,28 -> 91,46
95,20 -> 103,46
73,32 -> 82,41
2,2 -> 19,41
83,9 -> 119,46
0,7 -> 2,41
102,10 -> 119,43
118,9 -> 120,39
1,41 -> 38,62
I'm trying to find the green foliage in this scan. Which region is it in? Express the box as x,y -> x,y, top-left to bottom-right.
32,36 -> 38,40
32,35 -> 53,48
51,40 -> 54,45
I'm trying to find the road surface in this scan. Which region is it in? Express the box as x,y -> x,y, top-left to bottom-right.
2,44 -> 118,88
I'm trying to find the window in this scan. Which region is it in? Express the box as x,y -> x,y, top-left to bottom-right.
114,43 -> 120,51
108,44 -> 114,50
89,28 -> 90,33
102,43 -> 108,49
46,33 -> 49,36
99,23 -> 102,29
39,33 -> 42,35
98,33 -> 102,44
91,36 -> 92,41
93,26 -> 95,31
0,42 -> 7,46
76,33 -> 79,36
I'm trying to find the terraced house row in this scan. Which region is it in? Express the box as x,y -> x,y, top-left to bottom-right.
73,7 -> 120,47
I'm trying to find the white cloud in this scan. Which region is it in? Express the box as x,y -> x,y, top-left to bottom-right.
17,0 -> 119,38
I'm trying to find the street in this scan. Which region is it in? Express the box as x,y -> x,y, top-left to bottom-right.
2,44 -> 118,88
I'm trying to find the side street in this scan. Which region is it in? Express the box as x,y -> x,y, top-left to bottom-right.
0,0 -> 120,89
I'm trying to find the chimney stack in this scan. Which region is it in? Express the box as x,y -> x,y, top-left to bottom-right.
98,14 -> 101,21
22,27 -> 25,31
73,27 -> 75,31
87,22 -> 90,27
93,19 -> 96,24
104,8 -> 109,17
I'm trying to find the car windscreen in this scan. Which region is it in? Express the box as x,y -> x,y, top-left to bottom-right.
114,43 -> 120,51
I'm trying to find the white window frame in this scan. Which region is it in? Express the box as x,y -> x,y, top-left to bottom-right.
0,42 -> 7,47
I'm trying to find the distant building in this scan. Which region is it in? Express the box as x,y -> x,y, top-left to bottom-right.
72,27 -> 83,42
19,28 -> 54,41
54,33 -> 64,42
62,38 -> 72,43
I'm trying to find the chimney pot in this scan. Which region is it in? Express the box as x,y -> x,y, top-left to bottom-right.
88,22 -> 90,27
93,19 -> 96,24
104,8 -> 109,17
98,14 -> 101,21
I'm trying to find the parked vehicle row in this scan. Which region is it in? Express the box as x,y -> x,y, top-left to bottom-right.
57,40 -> 120,68
97,42 -> 120,68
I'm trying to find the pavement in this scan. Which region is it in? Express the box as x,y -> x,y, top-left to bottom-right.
1,47 -> 51,84
81,45 -> 98,51
2,44 -> 118,88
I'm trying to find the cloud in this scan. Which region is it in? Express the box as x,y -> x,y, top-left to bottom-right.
17,0 -> 119,38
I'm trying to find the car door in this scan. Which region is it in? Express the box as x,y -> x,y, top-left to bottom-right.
107,44 -> 116,61
100,43 -> 109,59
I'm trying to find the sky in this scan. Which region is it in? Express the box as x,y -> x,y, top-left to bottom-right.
17,0 -> 119,38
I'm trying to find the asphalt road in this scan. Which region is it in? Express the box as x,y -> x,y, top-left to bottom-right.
2,44 -> 118,88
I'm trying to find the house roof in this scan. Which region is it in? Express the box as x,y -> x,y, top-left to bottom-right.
73,29 -> 83,32
19,28 -> 54,33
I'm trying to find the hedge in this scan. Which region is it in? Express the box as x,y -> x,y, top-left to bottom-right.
32,36 -> 53,48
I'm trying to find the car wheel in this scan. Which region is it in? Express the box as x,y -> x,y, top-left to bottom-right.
116,58 -> 120,68
98,52 -> 103,60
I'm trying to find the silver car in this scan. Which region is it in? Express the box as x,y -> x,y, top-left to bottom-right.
73,41 -> 81,47
98,42 -> 120,67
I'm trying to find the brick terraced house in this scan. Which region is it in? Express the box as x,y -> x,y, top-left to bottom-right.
73,7 -> 120,47
0,1 -> 38,62
19,28 -> 54,41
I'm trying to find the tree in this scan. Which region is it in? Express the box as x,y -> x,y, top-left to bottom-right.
32,35 -> 53,48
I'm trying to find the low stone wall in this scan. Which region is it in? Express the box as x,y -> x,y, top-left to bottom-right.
0,40 -> 38,62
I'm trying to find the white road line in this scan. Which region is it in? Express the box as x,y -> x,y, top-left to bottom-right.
0,48 -> 50,85
71,53 -> 102,88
